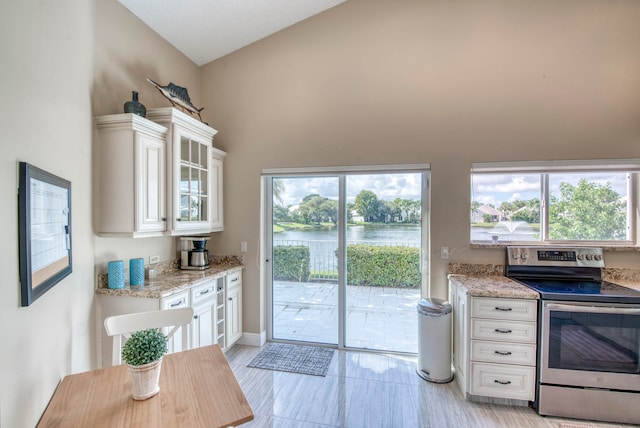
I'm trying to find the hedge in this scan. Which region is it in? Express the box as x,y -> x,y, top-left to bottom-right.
344,244 -> 420,288
274,244 -> 421,287
273,245 -> 310,282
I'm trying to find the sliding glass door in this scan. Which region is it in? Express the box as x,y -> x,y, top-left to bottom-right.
265,167 -> 428,353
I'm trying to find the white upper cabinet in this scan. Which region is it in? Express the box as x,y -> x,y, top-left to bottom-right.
95,114 -> 168,238
146,108 -> 222,235
210,147 -> 226,232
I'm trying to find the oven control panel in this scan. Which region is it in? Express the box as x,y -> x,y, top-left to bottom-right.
506,246 -> 604,267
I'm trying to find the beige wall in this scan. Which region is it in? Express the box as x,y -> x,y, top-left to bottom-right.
0,0 -> 199,426
0,1 -> 94,426
200,0 -> 640,336
92,0 -> 202,271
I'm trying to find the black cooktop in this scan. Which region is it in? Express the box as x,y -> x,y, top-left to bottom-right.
514,278 -> 640,304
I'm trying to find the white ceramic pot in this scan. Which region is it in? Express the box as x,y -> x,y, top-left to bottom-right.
127,357 -> 163,400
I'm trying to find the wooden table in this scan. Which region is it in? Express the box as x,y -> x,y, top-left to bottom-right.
38,345 -> 254,428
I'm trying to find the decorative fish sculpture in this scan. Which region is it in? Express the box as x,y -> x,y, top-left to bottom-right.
147,78 -> 205,122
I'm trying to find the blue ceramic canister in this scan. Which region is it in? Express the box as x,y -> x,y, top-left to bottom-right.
108,260 -> 125,289
130,258 -> 145,286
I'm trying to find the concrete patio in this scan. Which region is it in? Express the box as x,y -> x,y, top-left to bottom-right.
272,281 -> 421,353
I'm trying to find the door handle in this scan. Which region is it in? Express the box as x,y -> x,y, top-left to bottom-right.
546,302 -> 640,315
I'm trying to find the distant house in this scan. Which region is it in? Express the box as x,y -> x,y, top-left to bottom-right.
471,205 -> 504,223
351,210 -> 364,223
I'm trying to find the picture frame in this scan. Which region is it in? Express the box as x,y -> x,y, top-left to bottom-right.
18,162 -> 72,306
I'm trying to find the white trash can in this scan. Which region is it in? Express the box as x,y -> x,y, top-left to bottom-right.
416,298 -> 453,383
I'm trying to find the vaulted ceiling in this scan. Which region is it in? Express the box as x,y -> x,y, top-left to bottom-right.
118,0 -> 348,66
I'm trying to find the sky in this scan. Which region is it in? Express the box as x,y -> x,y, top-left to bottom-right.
472,172 -> 629,207
273,171 -> 629,208
274,173 -> 422,207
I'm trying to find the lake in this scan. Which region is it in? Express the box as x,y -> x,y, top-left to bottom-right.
274,224 -> 420,273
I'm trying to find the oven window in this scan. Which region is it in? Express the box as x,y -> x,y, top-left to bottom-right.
548,310 -> 640,374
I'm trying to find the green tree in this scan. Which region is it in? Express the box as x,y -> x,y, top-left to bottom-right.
354,190 -> 379,222
273,205 -> 290,222
273,179 -> 285,208
548,179 -> 626,240
499,199 -> 540,223
297,194 -> 337,224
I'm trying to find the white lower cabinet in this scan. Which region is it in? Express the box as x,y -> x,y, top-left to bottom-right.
450,279 -> 537,402
190,279 -> 219,349
160,291 -> 190,354
470,362 -> 536,400
450,281 -> 468,395
98,270 -> 243,367
225,271 -> 243,347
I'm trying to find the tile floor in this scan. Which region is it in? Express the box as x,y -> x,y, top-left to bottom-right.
225,344 -> 633,428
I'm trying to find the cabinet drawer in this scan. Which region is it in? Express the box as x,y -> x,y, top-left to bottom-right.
470,362 -> 535,401
161,291 -> 189,309
471,319 -> 536,343
191,280 -> 216,306
471,297 -> 537,321
227,271 -> 242,286
470,340 -> 537,366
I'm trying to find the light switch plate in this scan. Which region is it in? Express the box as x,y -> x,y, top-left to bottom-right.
440,247 -> 449,259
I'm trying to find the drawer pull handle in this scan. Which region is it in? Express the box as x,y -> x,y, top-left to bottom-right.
199,289 -> 210,295
494,350 -> 512,356
494,328 -> 512,334
231,277 -> 238,282
494,379 -> 512,385
170,300 -> 184,308
494,307 -> 512,312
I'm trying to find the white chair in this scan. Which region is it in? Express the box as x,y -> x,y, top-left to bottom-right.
104,307 -> 195,366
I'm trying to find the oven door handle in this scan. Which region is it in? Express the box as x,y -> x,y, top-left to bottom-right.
545,302 -> 640,315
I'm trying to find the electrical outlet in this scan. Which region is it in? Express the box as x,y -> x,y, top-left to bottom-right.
149,255 -> 160,264
440,247 -> 449,259
240,241 -> 247,253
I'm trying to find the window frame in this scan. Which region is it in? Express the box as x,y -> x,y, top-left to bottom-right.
470,159 -> 640,247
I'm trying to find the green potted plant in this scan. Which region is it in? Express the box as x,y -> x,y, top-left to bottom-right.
121,328 -> 168,400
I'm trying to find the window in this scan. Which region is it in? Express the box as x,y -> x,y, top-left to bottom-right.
471,160 -> 638,245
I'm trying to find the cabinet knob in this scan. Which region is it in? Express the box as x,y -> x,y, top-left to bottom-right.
161,217 -> 167,221
193,315 -> 199,319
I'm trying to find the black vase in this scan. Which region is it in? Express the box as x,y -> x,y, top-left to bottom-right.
124,91 -> 146,117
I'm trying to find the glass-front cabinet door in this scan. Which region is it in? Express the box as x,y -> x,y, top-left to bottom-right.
179,134 -> 209,224
174,128 -> 211,233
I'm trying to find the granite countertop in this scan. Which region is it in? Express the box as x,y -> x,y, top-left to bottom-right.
448,274 -> 539,299
96,256 -> 243,299
448,263 -> 640,298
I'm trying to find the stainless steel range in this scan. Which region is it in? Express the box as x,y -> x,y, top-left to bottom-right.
505,246 -> 640,425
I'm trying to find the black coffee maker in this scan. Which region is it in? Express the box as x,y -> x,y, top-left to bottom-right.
180,236 -> 210,270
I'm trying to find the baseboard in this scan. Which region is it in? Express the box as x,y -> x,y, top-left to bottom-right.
236,331 -> 266,347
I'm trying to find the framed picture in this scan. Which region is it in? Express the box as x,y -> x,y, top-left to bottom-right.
18,162 -> 72,306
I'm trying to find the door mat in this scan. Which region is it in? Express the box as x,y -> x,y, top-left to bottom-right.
247,343 -> 335,377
